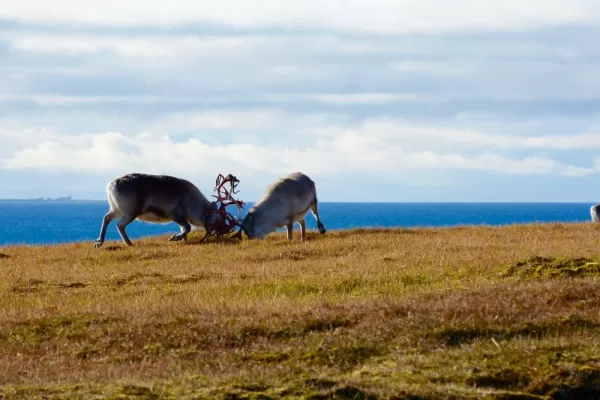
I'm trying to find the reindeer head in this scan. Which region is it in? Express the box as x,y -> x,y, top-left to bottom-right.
239,209 -> 269,239
203,201 -> 223,231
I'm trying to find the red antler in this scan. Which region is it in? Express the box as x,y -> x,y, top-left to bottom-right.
204,173 -> 245,241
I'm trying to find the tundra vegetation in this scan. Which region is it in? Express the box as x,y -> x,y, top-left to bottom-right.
0,223 -> 599,399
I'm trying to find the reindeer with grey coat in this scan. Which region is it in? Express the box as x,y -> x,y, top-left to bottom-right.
591,204 -> 600,222
238,172 -> 326,241
94,173 -> 221,247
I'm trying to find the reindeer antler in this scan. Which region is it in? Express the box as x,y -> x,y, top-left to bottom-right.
227,174 -> 240,194
206,173 -> 245,241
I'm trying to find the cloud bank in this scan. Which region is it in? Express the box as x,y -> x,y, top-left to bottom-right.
2,115 -> 599,179
1,0 -> 599,200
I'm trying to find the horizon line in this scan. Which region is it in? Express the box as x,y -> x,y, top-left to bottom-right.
0,198 -> 598,204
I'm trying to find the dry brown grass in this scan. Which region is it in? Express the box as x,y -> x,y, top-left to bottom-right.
1,223 -> 600,399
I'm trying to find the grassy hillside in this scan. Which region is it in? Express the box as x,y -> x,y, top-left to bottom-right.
0,223 -> 599,399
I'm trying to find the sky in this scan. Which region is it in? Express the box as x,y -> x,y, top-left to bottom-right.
1,1 -> 600,202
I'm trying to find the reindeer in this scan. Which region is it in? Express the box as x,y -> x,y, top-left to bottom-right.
591,204 -> 600,223
93,173 -> 222,247
237,172 -> 326,241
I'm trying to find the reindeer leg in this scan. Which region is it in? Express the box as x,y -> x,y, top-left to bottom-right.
199,230 -> 212,243
310,201 -> 326,234
94,209 -> 120,248
299,219 -> 306,242
231,229 -> 243,240
170,217 -> 191,242
116,215 -> 136,246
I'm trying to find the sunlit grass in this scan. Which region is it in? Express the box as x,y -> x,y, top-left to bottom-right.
0,223 -> 599,398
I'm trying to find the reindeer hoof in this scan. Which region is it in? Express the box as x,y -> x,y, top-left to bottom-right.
230,230 -> 243,240
169,234 -> 187,242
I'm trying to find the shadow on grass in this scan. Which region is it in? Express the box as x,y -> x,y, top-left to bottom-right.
503,256 -> 600,279
431,316 -> 599,347
529,365 -> 600,399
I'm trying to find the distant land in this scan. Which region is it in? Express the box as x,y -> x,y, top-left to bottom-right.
0,195 -> 73,202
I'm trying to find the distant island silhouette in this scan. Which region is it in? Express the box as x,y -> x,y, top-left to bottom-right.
1,195 -> 73,202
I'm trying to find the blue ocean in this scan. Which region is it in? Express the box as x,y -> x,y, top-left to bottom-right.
0,201 -> 594,246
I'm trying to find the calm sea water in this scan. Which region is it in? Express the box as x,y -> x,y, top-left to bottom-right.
0,201 -> 594,246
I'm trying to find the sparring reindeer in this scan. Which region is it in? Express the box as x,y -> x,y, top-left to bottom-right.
93,173 -> 222,247
237,172 -> 326,241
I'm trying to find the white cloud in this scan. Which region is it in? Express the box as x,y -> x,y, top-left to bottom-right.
8,34 -> 415,58
308,93 -> 424,105
320,119 -> 600,151
1,123 -> 597,179
0,0 -> 596,33
4,19 -> 600,104
0,93 -> 427,106
155,109 -> 285,132
149,109 -> 347,136
4,110 -> 600,157
9,35 -> 279,58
